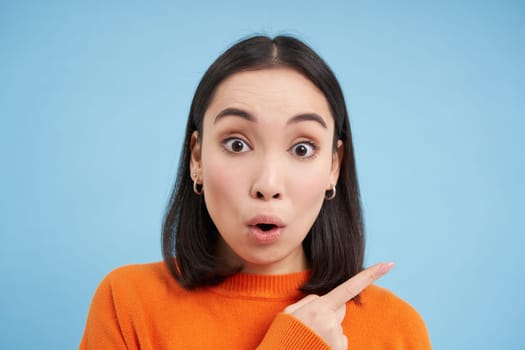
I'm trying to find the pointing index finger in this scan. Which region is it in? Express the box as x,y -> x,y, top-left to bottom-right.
322,262 -> 394,309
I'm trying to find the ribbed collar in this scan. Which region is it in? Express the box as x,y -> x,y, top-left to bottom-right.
208,270 -> 310,300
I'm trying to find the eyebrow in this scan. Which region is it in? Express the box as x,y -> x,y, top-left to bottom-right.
214,107 -> 327,129
287,113 -> 327,128
214,108 -> 255,123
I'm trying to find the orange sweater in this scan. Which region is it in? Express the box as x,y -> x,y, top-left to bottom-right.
79,262 -> 431,349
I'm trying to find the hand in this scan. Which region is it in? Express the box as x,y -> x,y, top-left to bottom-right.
284,262 -> 394,350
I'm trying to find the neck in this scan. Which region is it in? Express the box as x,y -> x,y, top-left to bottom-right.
241,251 -> 308,275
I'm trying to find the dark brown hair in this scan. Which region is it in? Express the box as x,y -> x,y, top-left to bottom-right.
162,35 -> 365,295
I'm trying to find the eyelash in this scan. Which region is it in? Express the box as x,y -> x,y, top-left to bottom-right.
222,137 -> 252,153
289,141 -> 319,160
222,137 -> 319,160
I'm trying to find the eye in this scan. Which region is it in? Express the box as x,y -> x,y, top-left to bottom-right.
223,138 -> 251,153
290,142 -> 317,158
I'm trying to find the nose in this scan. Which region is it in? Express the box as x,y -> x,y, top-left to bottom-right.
250,159 -> 284,201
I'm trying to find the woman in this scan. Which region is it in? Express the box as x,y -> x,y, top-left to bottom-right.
80,35 -> 431,349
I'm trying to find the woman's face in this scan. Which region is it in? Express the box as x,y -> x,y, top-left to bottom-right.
190,67 -> 342,275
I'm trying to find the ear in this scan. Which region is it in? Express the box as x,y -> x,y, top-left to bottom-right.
189,131 -> 202,181
328,140 -> 344,188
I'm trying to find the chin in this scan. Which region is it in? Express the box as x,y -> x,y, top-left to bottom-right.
240,252 -> 306,274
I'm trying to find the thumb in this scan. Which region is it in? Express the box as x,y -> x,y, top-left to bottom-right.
284,294 -> 319,314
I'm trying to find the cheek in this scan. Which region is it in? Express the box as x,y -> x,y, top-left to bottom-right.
201,152 -> 243,217
289,163 -> 331,210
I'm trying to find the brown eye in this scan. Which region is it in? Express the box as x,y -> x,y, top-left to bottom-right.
295,144 -> 308,156
224,138 -> 250,153
291,142 -> 316,158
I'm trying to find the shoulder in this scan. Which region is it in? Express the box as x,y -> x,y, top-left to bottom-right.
81,263 -> 186,348
359,284 -> 428,331
103,261 -> 172,284
96,261 -> 182,299
345,285 -> 431,348
360,284 -> 422,318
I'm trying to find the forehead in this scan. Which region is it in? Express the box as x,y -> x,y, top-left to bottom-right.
205,68 -> 333,124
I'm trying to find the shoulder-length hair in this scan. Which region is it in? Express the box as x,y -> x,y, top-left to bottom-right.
162,35 -> 365,295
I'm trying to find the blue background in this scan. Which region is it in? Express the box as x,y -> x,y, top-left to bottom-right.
1,1 -> 523,349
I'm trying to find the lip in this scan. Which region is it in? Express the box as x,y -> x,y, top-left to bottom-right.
247,215 -> 286,244
247,215 -> 285,227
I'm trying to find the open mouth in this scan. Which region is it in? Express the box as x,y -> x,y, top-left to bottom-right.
250,221 -> 283,243
247,215 -> 285,243
256,223 -> 277,232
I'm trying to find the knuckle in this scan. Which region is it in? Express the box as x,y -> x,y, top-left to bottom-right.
283,305 -> 294,314
284,294 -> 320,314
308,294 -> 321,301
342,335 -> 348,349
367,268 -> 379,283
341,282 -> 358,298
330,333 -> 346,350
369,271 -> 377,283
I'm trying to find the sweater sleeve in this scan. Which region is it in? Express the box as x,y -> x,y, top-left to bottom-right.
256,313 -> 330,350
78,273 -> 130,350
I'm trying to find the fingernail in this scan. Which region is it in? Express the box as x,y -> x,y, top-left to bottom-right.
379,262 -> 395,275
